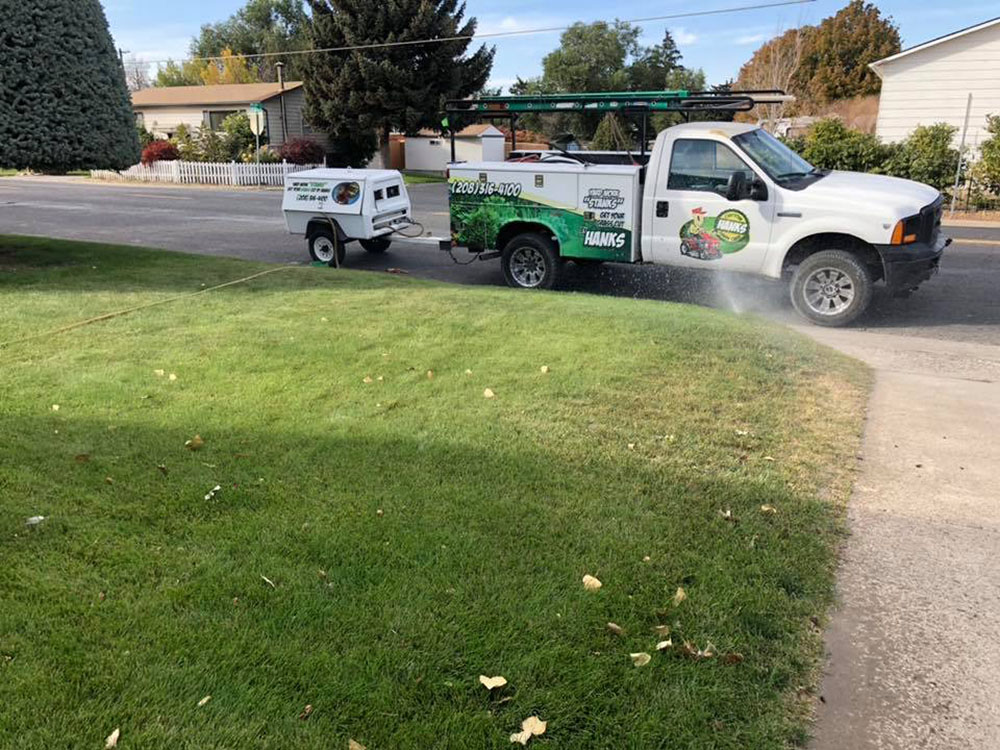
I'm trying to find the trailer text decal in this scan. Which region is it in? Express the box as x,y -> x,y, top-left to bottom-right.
584,230 -> 627,249
450,180 -> 522,198
679,207 -> 750,261
583,188 -> 625,211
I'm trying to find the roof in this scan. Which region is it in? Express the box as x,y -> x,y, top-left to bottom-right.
132,81 -> 303,108
870,15 -> 1000,69
415,124 -> 504,138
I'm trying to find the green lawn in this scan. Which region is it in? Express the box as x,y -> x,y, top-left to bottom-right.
403,172 -> 447,184
0,236 -> 868,749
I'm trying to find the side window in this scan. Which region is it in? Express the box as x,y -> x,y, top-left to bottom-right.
667,139 -> 755,194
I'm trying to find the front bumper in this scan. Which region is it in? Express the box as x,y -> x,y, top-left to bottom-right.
875,236 -> 950,291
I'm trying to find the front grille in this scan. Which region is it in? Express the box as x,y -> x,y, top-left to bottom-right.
919,196 -> 943,245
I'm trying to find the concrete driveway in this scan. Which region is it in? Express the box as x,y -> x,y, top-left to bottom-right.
3,176 -> 999,747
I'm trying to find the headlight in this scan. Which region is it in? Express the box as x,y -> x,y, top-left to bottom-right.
890,214 -> 920,245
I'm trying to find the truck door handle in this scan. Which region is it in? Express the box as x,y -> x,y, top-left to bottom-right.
656,201 -> 669,218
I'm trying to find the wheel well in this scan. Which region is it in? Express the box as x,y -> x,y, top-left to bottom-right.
782,233 -> 883,281
306,218 -> 347,242
495,221 -> 559,252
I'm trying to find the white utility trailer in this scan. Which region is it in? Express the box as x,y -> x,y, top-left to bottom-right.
282,168 -> 414,265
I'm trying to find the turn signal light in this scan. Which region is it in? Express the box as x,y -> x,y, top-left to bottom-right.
891,216 -> 920,245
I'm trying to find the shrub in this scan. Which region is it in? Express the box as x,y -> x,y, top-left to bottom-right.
141,140 -> 180,165
172,124 -> 199,161
799,118 -> 892,173
973,114 -> 1000,195
279,138 -> 326,165
242,145 -> 282,164
136,124 -> 155,148
221,112 -> 256,161
888,123 -> 959,190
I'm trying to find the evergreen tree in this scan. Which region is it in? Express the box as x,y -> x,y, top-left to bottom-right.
304,0 -> 494,167
0,0 -> 140,170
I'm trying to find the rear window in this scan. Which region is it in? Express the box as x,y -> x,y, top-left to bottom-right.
387,185 -> 400,198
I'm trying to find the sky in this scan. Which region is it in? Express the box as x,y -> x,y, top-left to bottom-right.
102,0 -> 999,90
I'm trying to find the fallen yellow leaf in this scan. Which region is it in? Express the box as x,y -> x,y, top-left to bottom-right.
656,639 -> 673,651
348,741 -> 367,750
582,574 -> 602,591
510,716 -> 547,743
673,587 -> 687,606
483,388 -> 495,399
168,373 -> 178,382
427,370 -> 434,380
653,625 -> 670,637
540,365 -> 550,374
760,504 -> 777,515
51,404 -> 60,411
105,728 -> 120,748
363,376 -> 373,384
299,704 -> 313,720
606,622 -> 624,636
154,369 -> 165,377
479,675 -> 508,690
630,652 -> 652,667
465,369 -> 473,375
185,434 -> 205,451
198,695 -> 211,707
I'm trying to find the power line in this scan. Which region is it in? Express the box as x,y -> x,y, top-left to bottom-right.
144,0 -> 815,66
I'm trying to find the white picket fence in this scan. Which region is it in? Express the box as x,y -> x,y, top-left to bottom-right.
90,160 -> 324,187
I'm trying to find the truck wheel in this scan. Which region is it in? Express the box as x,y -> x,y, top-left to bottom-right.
360,237 -> 391,254
791,250 -> 873,327
501,233 -> 562,289
309,227 -> 346,266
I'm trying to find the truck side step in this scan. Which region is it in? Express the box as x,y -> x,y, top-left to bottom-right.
477,251 -> 502,261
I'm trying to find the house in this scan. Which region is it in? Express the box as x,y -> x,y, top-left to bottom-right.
131,81 -> 326,150
870,16 -> 1000,149
402,124 -> 506,172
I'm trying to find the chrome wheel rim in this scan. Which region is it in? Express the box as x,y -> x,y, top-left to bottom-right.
803,267 -> 856,316
509,246 -> 546,287
313,236 -> 336,262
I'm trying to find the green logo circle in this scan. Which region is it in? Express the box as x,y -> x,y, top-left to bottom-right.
714,209 -> 749,245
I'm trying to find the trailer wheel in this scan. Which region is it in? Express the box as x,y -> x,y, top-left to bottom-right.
790,250 -> 873,327
308,227 -> 346,266
501,233 -> 562,290
360,237 -> 391,254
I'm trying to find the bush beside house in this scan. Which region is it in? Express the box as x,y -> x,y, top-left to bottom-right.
784,117 -> 961,191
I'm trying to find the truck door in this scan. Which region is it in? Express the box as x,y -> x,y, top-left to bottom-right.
647,137 -> 773,272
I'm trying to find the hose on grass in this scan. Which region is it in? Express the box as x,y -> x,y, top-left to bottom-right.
0,265 -> 301,350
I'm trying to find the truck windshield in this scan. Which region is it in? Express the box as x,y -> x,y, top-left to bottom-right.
732,129 -> 818,183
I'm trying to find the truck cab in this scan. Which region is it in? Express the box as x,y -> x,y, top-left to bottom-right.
641,122 -> 948,324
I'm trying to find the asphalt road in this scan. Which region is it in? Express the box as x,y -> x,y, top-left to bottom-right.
1,177 -> 997,345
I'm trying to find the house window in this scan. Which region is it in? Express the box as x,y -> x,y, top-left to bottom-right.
206,110 -> 239,131
135,112 -> 145,128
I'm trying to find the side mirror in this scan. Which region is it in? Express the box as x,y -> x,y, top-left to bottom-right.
749,178 -> 768,201
725,171 -> 748,201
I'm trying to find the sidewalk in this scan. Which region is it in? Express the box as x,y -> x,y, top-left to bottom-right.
803,328 -> 1000,749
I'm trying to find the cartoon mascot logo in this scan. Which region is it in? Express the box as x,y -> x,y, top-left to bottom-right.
680,207 -> 750,261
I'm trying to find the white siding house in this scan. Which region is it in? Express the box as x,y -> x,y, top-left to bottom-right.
404,125 -> 506,172
870,16 -> 1000,150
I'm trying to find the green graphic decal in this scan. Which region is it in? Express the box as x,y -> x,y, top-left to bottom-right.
449,179 -> 632,262
679,207 -> 750,261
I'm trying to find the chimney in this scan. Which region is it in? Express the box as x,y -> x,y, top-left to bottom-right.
275,62 -> 285,90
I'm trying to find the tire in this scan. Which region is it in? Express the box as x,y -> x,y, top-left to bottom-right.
360,237 -> 391,254
501,233 -> 562,290
790,249 -> 874,327
308,227 -> 346,266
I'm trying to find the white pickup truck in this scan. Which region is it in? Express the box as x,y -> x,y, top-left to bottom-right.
448,121 -> 949,326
